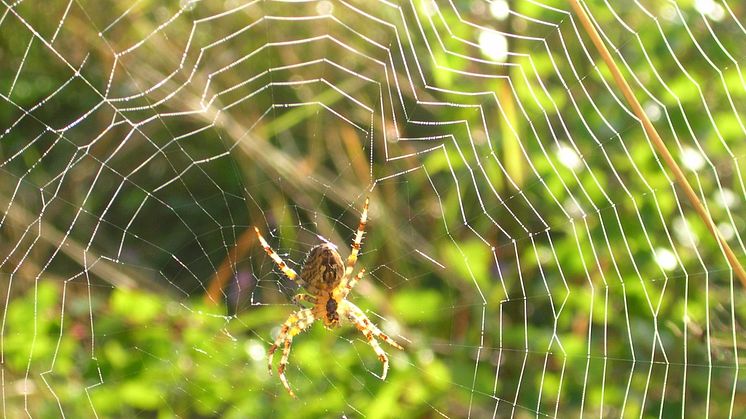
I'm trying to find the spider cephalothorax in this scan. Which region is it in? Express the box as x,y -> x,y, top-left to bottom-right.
254,197 -> 404,397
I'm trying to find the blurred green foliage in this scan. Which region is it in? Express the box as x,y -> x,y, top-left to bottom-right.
4,282 -> 452,418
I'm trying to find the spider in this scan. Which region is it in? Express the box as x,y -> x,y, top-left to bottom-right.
254,197 -> 404,397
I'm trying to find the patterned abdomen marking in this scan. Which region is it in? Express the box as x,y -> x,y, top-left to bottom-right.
300,243 -> 344,294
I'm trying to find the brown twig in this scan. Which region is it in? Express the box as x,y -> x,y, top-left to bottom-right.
568,0 -> 746,290
204,228 -> 257,305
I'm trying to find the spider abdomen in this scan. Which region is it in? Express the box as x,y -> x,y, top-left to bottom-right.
300,243 -> 344,294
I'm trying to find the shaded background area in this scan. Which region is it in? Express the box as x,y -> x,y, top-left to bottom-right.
1,0 -> 746,417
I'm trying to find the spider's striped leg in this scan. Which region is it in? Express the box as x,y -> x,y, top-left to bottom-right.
254,226 -> 300,282
346,311 -> 389,380
338,268 -> 365,300
343,197 -> 369,280
340,300 -> 402,380
341,300 -> 403,350
292,293 -> 317,305
347,268 -> 365,291
267,308 -> 315,397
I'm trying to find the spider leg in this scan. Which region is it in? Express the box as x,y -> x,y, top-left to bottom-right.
349,315 -> 389,380
337,268 -> 365,300
343,197 -> 369,279
344,300 -> 404,350
254,226 -> 300,282
340,300 -> 403,380
292,293 -> 317,305
267,308 -> 315,397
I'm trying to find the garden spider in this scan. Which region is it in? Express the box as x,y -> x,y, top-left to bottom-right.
254,197 -> 404,397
